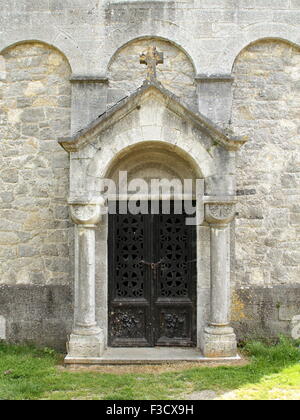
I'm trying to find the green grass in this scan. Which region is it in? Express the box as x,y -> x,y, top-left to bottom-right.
0,338 -> 299,400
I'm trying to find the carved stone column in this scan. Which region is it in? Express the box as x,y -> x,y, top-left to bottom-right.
203,201 -> 237,358
67,197 -> 105,358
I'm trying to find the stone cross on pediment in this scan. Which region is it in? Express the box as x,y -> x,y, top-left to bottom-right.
140,46 -> 164,81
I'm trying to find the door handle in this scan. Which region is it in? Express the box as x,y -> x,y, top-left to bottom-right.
140,258 -> 164,269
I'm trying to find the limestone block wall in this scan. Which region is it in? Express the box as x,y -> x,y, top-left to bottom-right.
231,40 -> 300,340
232,40 -> 300,287
0,43 -> 72,286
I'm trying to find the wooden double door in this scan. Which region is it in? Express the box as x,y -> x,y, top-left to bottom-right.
108,201 -> 197,347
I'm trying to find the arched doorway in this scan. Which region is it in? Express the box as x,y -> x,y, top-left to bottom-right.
105,143 -> 201,347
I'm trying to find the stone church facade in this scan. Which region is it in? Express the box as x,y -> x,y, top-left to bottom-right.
0,1 -> 300,361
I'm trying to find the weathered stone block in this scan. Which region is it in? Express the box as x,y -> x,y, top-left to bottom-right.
1,169 -> 19,183
291,316 -> 300,339
18,245 -> 39,258
0,316 -> 6,340
0,285 -> 73,350
20,108 -> 46,123
279,304 -> 299,321
203,327 -> 237,358
67,332 -> 105,358
232,286 -> 300,340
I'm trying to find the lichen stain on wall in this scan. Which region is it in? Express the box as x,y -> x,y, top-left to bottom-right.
231,290 -> 247,322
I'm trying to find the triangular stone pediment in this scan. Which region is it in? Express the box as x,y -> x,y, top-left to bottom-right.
59,80 -> 247,153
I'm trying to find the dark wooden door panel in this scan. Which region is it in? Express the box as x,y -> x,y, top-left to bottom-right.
108,201 -> 196,347
108,204 -> 153,346
153,202 -> 197,346
155,304 -> 195,346
109,304 -> 152,347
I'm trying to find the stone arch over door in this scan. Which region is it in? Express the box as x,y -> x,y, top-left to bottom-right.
93,141 -> 210,350
84,132 -> 217,197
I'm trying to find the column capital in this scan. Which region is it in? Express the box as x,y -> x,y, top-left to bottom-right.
205,201 -> 236,226
69,196 -> 106,226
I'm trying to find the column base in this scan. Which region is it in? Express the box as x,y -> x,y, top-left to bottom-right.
203,325 -> 237,358
67,330 -> 105,358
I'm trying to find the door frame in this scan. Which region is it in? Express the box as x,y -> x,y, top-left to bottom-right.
93,194 -> 211,352
107,199 -> 198,348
